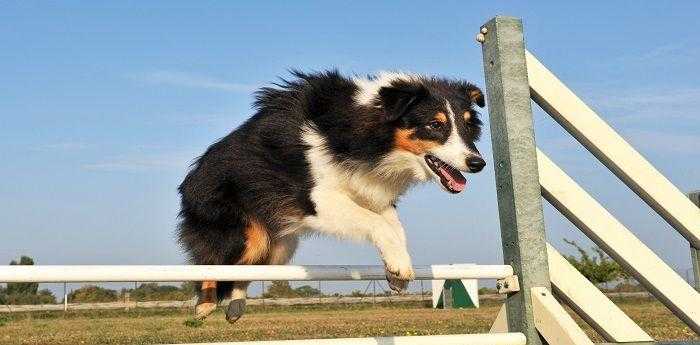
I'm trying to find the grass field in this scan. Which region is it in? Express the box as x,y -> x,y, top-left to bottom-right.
0,298 -> 697,344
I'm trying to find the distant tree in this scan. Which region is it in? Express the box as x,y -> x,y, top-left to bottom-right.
180,282 -> 196,297
349,290 -> 365,297
4,289 -> 55,305
263,281 -> 298,298
127,283 -> 193,301
478,287 -> 497,295
68,285 -> 118,303
294,285 -> 321,297
7,256 -> 38,295
564,239 -> 624,286
1,256 -> 56,304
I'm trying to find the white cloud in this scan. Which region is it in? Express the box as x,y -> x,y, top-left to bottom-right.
134,71 -> 257,93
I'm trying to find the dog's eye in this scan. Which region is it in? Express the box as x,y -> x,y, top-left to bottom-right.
426,120 -> 443,130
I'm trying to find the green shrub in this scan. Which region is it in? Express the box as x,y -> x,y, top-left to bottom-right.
126,283 -> 194,302
184,318 -> 203,328
68,285 -> 118,303
262,281 -> 322,298
564,239 -> 627,286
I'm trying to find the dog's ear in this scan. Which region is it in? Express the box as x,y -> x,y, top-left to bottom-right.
465,84 -> 485,108
378,82 -> 428,122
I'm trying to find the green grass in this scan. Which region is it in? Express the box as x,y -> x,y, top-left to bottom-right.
0,298 -> 697,345
183,318 -> 204,328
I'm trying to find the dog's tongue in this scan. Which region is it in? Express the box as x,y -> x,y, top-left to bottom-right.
438,165 -> 467,193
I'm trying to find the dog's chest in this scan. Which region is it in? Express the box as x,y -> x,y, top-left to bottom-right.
342,171 -> 401,212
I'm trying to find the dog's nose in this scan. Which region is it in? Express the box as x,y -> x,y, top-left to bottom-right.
466,156 -> 486,173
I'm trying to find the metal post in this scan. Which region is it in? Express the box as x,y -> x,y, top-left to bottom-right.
689,191 -> 700,292
373,280 -> 376,304
479,16 -> 551,345
420,280 -> 424,302
261,281 -> 265,306
63,282 -> 68,312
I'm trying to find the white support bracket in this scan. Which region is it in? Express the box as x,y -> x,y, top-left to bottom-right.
531,287 -> 593,345
496,275 -> 520,294
491,287 -> 594,345
492,247 -> 652,342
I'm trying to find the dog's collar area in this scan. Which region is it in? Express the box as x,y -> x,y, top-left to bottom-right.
424,154 -> 466,193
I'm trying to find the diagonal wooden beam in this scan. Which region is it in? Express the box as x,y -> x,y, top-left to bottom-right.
547,243 -> 653,342
538,150 -> 700,333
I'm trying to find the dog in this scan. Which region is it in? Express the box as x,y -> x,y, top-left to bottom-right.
177,70 -> 486,323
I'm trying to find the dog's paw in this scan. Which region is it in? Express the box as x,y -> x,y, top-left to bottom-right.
384,260 -> 415,293
194,302 -> 217,320
225,298 -> 246,324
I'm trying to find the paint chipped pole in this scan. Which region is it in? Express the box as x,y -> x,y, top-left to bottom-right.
478,16 -> 552,345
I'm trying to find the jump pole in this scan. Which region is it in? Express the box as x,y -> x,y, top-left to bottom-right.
478,16 -> 552,345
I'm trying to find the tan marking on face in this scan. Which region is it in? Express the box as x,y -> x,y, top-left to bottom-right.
463,111 -> 472,122
394,128 -> 439,155
237,217 -> 270,264
435,112 -> 447,123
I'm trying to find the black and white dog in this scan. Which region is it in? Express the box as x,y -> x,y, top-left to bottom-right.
177,70 -> 486,323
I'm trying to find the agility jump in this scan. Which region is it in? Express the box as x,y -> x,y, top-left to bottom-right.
1,16 -> 699,345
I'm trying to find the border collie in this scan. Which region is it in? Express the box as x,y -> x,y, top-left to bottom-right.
177,70 -> 486,323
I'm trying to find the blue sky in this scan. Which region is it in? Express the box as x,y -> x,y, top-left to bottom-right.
1,2 -> 699,295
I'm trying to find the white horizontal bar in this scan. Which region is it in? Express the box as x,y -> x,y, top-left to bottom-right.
526,50 -> 700,248
537,150 -> 700,333
0,264 -> 513,283
160,333 -> 527,345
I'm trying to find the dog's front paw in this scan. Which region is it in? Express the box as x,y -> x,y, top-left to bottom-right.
384,259 -> 415,293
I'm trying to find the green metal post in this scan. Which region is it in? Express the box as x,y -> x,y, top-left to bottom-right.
478,16 -> 551,344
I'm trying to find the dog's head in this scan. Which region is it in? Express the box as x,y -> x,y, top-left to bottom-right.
375,76 -> 486,193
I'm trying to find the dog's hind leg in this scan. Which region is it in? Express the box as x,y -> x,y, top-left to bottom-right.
224,281 -> 250,324
223,217 -> 270,324
194,281 -> 218,320
225,235 -> 298,324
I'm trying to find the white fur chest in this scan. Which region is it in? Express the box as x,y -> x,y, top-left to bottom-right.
301,125 -> 413,213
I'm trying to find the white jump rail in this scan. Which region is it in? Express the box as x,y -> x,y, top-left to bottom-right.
526,51 -> 700,248
159,333 -> 527,345
0,264 -> 513,283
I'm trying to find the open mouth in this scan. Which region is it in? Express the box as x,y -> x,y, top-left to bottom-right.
424,154 -> 467,194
